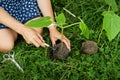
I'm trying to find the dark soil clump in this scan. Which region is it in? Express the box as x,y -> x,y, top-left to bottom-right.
50,42 -> 70,60
81,41 -> 98,54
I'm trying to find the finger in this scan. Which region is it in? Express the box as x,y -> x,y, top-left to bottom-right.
66,38 -> 71,49
26,40 -> 31,44
31,38 -> 40,47
29,36 -> 40,47
51,38 -> 57,47
23,36 -> 31,44
62,37 -> 71,51
26,37 -> 31,44
37,33 -> 45,42
34,35 -> 45,47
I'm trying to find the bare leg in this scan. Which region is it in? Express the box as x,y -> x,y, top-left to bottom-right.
0,28 -> 17,52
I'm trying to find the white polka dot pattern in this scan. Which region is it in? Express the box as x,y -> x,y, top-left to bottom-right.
0,0 -> 41,28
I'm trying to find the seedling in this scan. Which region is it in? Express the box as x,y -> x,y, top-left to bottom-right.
63,8 -> 90,39
98,0 -> 120,43
98,11 -> 120,43
25,12 -> 82,59
63,8 -> 99,54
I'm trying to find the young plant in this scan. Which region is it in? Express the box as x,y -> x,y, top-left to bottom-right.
63,8 -> 99,54
25,13 -> 80,60
63,8 -> 90,39
98,0 -> 120,43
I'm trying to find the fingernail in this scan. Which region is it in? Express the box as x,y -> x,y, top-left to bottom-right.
68,47 -> 71,51
42,40 -> 45,42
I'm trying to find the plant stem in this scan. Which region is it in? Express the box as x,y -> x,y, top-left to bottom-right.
64,22 -> 80,29
60,26 -> 65,49
63,7 -> 76,18
97,27 -> 104,44
115,33 -> 120,51
59,25 -> 64,43
77,17 -> 83,22
108,6 -> 111,11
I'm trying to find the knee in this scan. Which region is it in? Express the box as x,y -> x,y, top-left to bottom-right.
0,42 -> 14,52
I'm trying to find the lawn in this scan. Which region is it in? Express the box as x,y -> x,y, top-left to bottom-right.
0,0 -> 120,80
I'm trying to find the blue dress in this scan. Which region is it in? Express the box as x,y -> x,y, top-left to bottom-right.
0,0 -> 42,29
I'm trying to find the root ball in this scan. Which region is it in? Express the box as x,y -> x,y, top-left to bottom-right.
82,41 -> 98,54
50,42 -> 70,60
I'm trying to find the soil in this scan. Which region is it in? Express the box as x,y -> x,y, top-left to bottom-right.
81,40 -> 98,54
50,42 -> 70,60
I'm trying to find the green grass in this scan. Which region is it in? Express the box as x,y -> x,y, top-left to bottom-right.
0,0 -> 120,80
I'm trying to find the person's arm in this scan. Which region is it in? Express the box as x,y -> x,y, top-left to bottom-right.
0,7 -> 45,47
0,7 -> 25,34
37,0 -> 56,30
37,0 -> 71,50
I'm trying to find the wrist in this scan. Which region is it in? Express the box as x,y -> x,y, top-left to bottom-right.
48,22 -> 57,31
16,25 -> 26,35
48,22 -> 56,28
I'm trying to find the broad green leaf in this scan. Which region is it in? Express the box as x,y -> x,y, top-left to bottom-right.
102,11 -> 120,41
25,16 -> 52,28
105,0 -> 118,11
55,13 -> 66,26
79,21 -> 89,39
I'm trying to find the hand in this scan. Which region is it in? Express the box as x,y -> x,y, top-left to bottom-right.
20,27 -> 45,47
49,28 -> 71,51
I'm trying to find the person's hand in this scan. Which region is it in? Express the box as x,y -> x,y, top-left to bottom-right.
20,27 -> 45,47
49,28 -> 71,51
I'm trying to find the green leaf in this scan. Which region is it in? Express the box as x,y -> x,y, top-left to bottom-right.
55,13 -> 66,26
105,0 -> 118,12
79,21 -> 90,39
102,11 -> 120,41
25,16 -> 52,28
